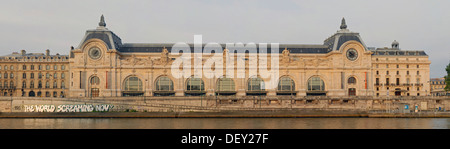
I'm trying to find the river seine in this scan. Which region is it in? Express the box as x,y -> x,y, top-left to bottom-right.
0,118 -> 449,129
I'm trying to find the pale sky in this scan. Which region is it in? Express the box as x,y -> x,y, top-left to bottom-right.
0,0 -> 449,78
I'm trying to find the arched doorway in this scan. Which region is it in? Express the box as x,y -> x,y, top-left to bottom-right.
348,77 -> 357,96
89,76 -> 100,97
28,91 -> 35,97
348,88 -> 356,96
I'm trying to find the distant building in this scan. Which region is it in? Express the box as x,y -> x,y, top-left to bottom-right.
0,50 -> 69,97
371,41 -> 431,97
430,77 -> 449,96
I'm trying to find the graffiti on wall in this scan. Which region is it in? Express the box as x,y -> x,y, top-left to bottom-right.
23,104 -> 114,112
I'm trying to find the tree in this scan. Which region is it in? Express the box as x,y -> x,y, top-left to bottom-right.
445,62 -> 450,91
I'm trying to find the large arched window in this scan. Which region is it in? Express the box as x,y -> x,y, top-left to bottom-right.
308,77 -> 325,91
123,76 -> 144,96
216,78 -> 235,95
278,76 -> 295,91
185,77 -> 205,96
154,76 -> 174,96
247,77 -> 266,96
124,76 -> 143,91
307,76 -> 326,96
248,77 -> 265,91
155,76 -> 173,91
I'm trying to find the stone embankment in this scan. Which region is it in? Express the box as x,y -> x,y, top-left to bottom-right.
0,96 -> 449,118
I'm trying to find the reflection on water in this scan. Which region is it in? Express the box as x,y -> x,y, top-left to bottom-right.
0,118 -> 449,129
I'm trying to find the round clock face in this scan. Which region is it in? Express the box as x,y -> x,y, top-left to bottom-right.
346,48 -> 358,61
88,47 -> 102,60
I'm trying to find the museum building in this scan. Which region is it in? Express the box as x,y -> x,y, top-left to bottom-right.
1,16 -> 430,98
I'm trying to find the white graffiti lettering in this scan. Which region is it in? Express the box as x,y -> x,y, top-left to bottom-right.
24,105 -> 55,112
23,104 -> 113,112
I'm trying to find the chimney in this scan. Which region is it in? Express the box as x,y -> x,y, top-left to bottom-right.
21,50 -> 26,56
46,49 -> 50,56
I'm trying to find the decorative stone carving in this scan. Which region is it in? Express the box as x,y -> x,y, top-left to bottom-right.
282,48 -> 291,64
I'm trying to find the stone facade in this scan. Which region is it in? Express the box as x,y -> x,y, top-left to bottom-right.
0,50 -> 69,97
430,77 -> 449,96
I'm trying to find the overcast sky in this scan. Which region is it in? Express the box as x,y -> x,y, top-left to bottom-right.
0,0 -> 449,78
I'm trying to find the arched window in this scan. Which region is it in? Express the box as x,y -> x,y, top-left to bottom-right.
308,77 -> 325,91
10,81 -> 14,88
30,81 -> 34,88
248,77 -> 265,91
278,76 -> 295,91
124,76 -> 143,91
61,81 -> 65,89
45,81 -> 50,88
186,77 -> 204,91
123,76 -> 144,96
155,76 -> 173,91
90,76 -> 100,85
348,77 -> 356,84
22,81 -> 26,88
185,77 -> 205,96
217,78 -> 235,92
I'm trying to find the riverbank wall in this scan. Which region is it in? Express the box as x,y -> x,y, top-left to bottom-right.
0,96 -> 449,118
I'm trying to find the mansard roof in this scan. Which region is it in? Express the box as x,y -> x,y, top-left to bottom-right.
118,43 -> 329,54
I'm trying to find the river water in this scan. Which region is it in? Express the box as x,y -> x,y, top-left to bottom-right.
0,118 -> 449,129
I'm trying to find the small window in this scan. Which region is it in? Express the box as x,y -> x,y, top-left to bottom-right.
90,76 -> 100,85
348,77 -> 356,84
